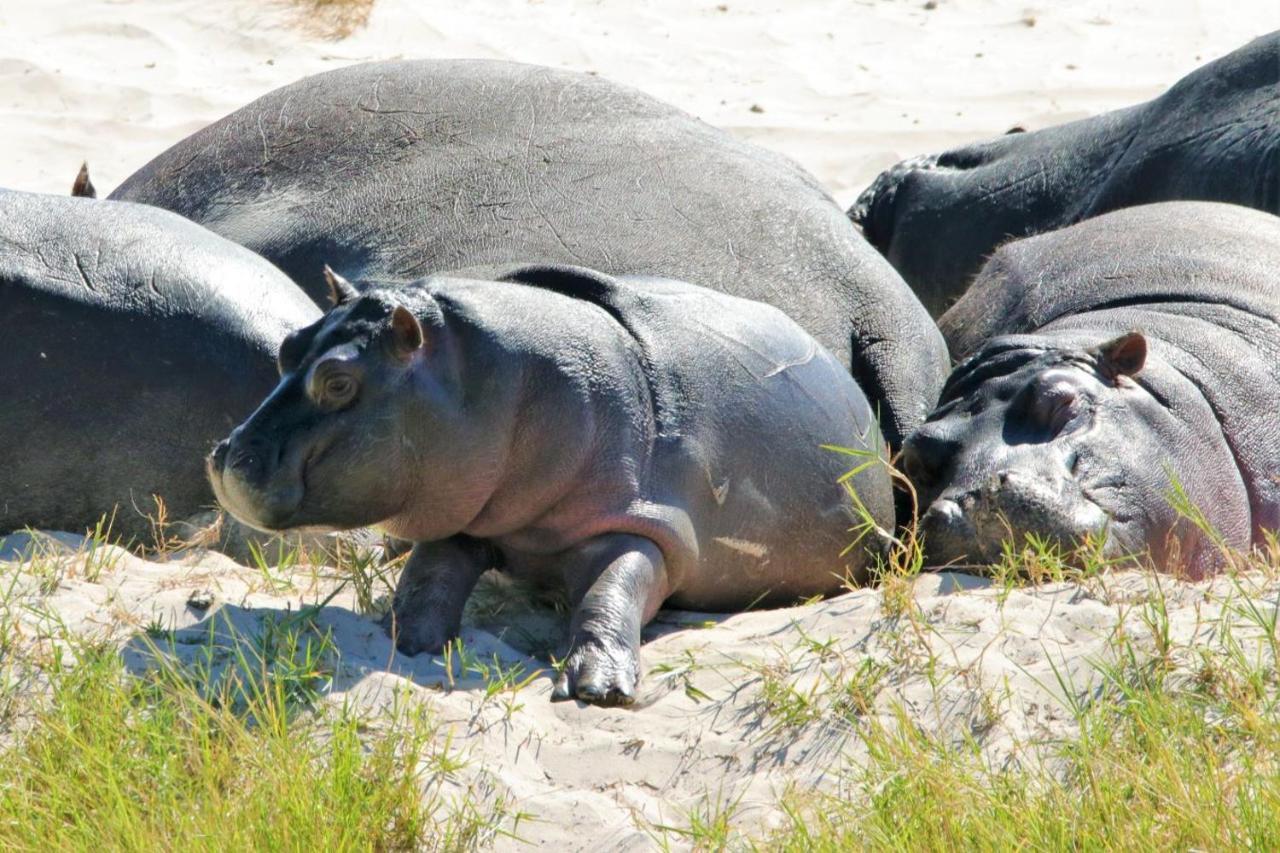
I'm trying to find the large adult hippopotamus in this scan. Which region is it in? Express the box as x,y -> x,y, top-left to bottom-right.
900,202 -> 1280,576
208,264 -> 894,705
0,189 -> 319,544
852,32 -> 1280,316
108,59 -> 946,448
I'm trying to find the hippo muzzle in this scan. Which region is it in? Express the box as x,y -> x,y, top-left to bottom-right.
207,428 -> 305,532
919,467 -> 1114,566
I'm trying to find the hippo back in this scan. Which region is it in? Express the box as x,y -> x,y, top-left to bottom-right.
108,59 -> 945,447
853,31 -> 1280,316
0,190 -> 319,541
942,201 -> 1280,541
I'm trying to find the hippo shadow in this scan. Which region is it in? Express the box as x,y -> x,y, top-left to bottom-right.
117,596 -> 733,701
118,599 -> 553,699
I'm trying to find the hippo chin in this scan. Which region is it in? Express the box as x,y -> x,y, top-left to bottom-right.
209,264 -> 893,706
852,32 -> 1280,315
108,59 -> 946,448
903,201 -> 1280,576
0,188 -> 319,545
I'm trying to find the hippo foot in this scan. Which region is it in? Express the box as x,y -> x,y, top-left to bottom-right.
380,608 -> 454,658
551,634 -> 640,707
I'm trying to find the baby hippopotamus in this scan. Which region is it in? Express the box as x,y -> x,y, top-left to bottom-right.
209,264 -> 893,705
901,202 -> 1280,576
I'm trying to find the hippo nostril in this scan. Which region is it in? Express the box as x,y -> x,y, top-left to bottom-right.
222,435 -> 274,479
229,450 -> 261,475
925,497 -> 963,523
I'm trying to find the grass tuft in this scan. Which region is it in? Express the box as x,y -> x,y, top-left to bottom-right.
285,0 -> 376,39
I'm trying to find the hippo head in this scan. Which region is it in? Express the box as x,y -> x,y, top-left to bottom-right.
901,331 -> 1244,572
208,269 -> 501,541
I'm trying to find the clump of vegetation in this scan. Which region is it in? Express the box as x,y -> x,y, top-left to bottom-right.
759,602 -> 1280,850
0,542 -> 526,850
286,0 -> 376,39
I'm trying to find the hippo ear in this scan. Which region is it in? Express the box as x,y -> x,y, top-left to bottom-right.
71,162 -> 96,199
1096,331 -> 1147,380
323,265 -> 360,307
389,305 -> 424,361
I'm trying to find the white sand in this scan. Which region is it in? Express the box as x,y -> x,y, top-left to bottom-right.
2,0 -> 1277,205
4,2 -> 1280,847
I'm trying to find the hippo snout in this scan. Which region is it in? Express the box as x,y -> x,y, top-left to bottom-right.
919,469 -> 1111,567
207,430 -> 304,532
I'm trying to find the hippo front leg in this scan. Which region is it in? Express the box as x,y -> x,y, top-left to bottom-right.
553,535 -> 670,707
383,536 -> 493,656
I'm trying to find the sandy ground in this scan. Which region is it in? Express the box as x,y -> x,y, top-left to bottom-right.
4,530 -> 1279,848
4,1 -> 1280,848
2,1 -> 1277,205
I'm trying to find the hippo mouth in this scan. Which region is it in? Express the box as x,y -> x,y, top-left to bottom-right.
918,469 -> 1126,568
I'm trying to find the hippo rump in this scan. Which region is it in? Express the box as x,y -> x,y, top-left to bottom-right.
208,264 -> 894,705
900,202 -> 1280,576
852,31 -> 1280,316
108,59 -> 947,448
0,189 -> 320,545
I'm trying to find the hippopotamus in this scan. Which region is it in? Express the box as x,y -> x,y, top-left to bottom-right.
208,263 -> 893,705
900,201 -> 1280,576
108,59 -> 947,448
852,31 -> 1280,316
0,189 -> 320,544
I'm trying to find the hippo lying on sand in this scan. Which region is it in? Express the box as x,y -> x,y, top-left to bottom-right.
109,59 -> 946,447
209,264 -> 893,705
901,202 -> 1280,575
0,189 -> 319,544
853,32 -> 1280,316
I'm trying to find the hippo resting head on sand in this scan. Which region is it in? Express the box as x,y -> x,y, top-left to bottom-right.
109,58 -> 946,448
900,202 -> 1280,576
209,264 -> 893,706
0,189 -> 319,544
851,31 -> 1280,316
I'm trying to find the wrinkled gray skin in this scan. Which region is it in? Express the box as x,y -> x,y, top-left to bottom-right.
901,202 -> 1280,576
208,264 -> 893,705
109,59 -> 946,448
852,31 -> 1280,316
0,190 -> 320,543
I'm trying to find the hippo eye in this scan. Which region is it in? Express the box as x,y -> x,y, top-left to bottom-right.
320,373 -> 357,406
